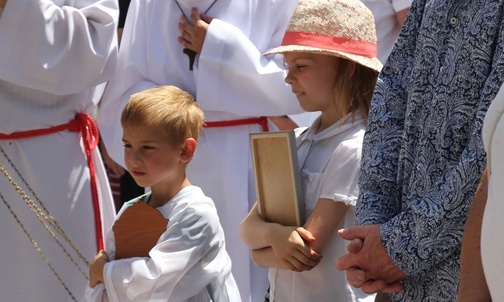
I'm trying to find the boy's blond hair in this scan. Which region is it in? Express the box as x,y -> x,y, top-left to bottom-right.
121,85 -> 204,146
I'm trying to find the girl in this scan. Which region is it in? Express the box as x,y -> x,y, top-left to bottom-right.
239,0 -> 382,301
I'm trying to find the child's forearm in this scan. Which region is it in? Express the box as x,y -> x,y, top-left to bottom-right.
250,247 -> 293,270
239,203 -> 277,249
303,198 -> 349,253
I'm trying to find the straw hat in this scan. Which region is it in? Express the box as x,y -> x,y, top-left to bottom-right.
265,0 -> 382,72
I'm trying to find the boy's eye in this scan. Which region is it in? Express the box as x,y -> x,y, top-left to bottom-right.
143,145 -> 156,150
123,143 -> 132,149
296,64 -> 306,70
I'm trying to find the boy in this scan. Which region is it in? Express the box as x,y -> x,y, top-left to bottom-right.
86,85 -> 241,302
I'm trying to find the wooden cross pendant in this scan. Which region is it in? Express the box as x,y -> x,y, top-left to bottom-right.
183,48 -> 197,70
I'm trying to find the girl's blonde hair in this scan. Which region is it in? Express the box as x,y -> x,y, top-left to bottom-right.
332,57 -> 378,122
121,85 -> 204,146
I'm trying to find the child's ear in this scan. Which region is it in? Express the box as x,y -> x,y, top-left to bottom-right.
179,138 -> 197,163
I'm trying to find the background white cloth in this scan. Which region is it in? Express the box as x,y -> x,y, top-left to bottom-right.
360,0 -> 412,63
0,0 -> 118,301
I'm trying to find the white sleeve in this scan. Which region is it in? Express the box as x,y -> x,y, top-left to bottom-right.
100,206 -> 224,302
195,1 -> 303,116
0,0 -> 118,95
318,132 -> 364,206
97,0 -> 156,166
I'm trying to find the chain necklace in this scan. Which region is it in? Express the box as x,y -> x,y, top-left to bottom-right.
175,0 -> 218,70
0,145 -> 90,301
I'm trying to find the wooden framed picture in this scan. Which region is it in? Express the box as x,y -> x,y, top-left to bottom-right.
112,202 -> 169,259
250,131 -> 304,226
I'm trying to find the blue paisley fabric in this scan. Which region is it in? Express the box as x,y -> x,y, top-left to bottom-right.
356,0 -> 504,301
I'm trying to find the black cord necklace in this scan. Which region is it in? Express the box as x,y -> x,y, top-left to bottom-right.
175,0 -> 218,70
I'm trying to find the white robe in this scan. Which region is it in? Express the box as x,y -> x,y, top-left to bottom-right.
86,186 -> 241,302
0,1 -> 117,301
481,84 -> 504,300
98,1 -> 303,301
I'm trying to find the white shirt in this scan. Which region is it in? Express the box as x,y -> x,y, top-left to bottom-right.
98,1 -> 302,300
0,1 -> 117,301
86,186 -> 241,302
268,114 -> 375,302
360,0 -> 412,63
481,84 -> 504,300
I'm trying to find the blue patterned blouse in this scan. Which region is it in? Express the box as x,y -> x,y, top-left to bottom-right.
356,0 -> 504,301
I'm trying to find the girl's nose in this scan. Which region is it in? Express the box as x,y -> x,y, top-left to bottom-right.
285,70 -> 294,84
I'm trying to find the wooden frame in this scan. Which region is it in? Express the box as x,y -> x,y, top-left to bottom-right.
250,131 -> 304,226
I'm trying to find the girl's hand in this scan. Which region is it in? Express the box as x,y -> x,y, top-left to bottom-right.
89,250 -> 109,288
178,8 -> 213,53
269,225 -> 322,272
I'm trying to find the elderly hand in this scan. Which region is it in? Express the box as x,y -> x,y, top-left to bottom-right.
178,8 -> 213,53
335,225 -> 407,294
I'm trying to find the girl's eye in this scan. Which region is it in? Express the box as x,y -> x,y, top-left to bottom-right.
283,62 -> 305,70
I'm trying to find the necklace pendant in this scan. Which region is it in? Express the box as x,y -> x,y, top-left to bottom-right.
183,48 -> 197,70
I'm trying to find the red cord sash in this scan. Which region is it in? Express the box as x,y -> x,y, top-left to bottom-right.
0,114 -> 104,252
204,116 -> 269,132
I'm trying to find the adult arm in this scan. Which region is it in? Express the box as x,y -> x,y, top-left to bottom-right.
0,0 -> 118,95
458,168 -> 491,302
395,8 -> 409,26
392,0 -> 412,26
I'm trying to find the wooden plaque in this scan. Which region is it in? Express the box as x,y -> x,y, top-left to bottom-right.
250,131 -> 304,226
112,202 -> 169,259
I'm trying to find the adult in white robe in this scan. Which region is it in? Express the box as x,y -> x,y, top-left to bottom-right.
98,1 -> 303,301
0,1 -> 118,301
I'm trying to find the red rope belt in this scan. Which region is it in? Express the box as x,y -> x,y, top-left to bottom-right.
0,113 -> 104,252
204,116 -> 269,132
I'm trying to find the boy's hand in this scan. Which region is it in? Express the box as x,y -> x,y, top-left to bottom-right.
178,8 -> 213,53
269,225 -> 322,272
89,250 -> 109,288
0,0 -> 7,9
